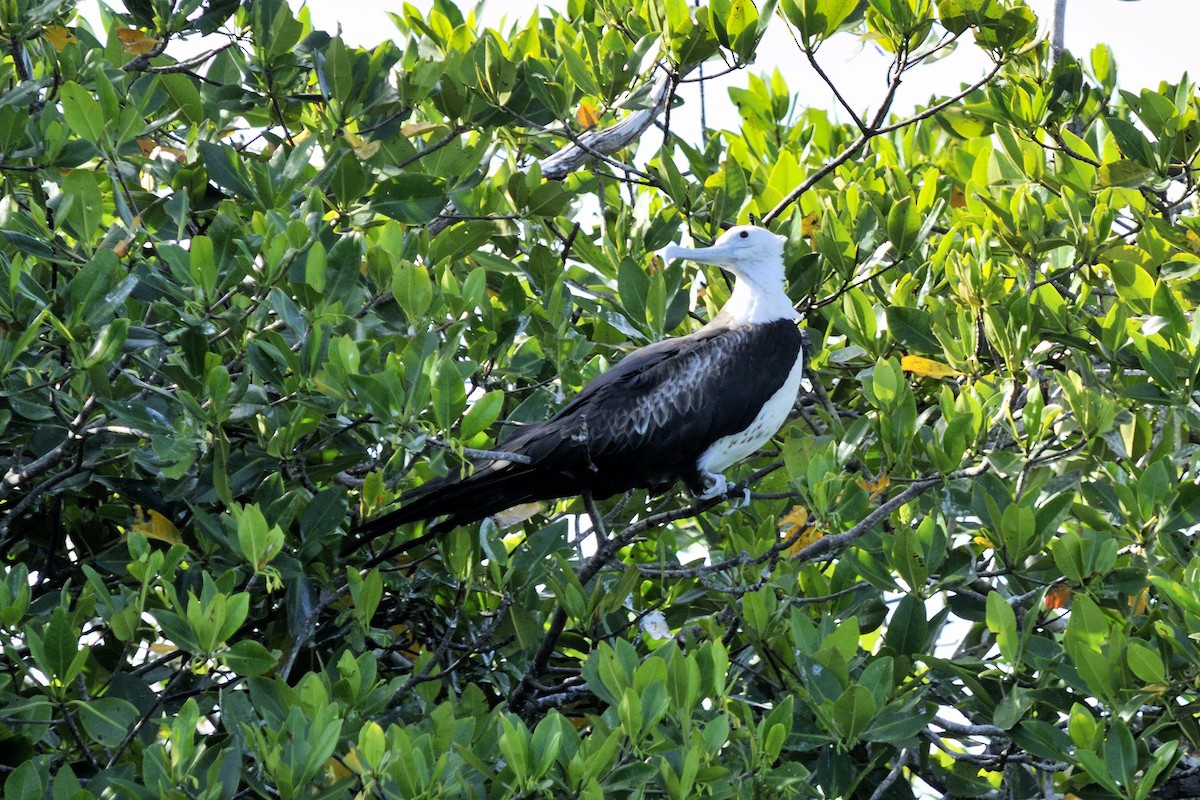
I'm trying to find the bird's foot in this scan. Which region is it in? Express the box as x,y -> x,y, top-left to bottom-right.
697,471 -> 729,501
729,486 -> 752,510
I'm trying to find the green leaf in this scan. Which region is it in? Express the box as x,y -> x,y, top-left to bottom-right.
886,306 -> 941,354
432,359 -> 467,429
59,81 -> 107,142
461,390 -> 504,439
3,760 -> 46,800
985,590 -> 1018,663
81,317 -> 129,369
222,640 -> 278,676
1105,718 -> 1137,787
372,175 -> 448,224
1106,117 -> 1157,167
159,72 -> 204,127
886,195 -> 920,254
884,593 -> 927,656
1098,159 -> 1154,188
72,697 -> 139,747
831,684 -> 876,743
863,705 -> 934,743
1126,640 -> 1165,684
391,260 -> 434,318
199,141 -> 255,198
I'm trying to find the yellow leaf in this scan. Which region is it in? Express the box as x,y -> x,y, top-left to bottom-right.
973,535 -> 994,548
400,121 -> 441,138
857,472 -> 889,500
575,100 -> 600,128
1186,229 -> 1200,254
901,354 -> 963,379
343,129 -> 380,159
788,526 -> 824,556
117,28 -> 162,55
779,505 -> 808,529
130,505 -> 183,545
44,26 -> 77,49
390,624 -> 422,659
1129,587 -> 1149,615
330,751 -> 359,778
780,505 -> 823,555
800,211 -> 821,237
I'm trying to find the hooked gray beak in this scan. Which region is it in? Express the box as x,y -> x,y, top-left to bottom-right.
659,242 -> 733,265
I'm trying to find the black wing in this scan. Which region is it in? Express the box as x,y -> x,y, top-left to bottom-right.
502,317 -> 803,497
347,318 -> 802,546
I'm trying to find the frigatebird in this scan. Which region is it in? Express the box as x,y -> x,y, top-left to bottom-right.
350,225 -> 804,544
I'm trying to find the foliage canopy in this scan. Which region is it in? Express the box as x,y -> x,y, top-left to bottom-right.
3,0 -> 1200,797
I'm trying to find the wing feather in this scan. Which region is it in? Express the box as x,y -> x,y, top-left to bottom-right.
501,319 -> 803,496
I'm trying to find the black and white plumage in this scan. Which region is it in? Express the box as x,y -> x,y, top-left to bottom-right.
352,225 -> 804,542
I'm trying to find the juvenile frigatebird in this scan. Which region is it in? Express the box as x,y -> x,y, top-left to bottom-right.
350,225 -> 804,544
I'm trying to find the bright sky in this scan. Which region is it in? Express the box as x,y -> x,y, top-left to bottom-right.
290,0 -> 1200,139
78,0 -> 1199,135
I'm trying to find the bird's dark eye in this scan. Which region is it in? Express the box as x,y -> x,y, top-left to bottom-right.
739,231 -> 749,238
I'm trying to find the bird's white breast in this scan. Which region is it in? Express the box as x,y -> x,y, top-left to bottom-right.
697,346 -> 805,474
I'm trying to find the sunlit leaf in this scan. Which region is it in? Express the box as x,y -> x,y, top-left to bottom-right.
900,355 -> 963,378
117,27 -> 162,55
130,505 -> 183,545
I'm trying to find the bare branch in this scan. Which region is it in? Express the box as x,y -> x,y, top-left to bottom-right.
793,462 -> 990,564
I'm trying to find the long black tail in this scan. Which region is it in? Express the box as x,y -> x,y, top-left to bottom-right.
341,464 -> 548,556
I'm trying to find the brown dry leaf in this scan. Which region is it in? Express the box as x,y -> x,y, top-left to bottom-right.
136,138 -> 185,159
901,354 -> 963,379
1044,583 -> 1071,610
110,217 -> 141,258
950,187 -> 967,208
575,100 -> 600,128
117,28 -> 162,55
130,505 -> 183,545
44,26 -> 77,49
400,121 -> 441,138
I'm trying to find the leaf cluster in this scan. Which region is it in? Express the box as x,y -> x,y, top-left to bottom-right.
3,0 -> 1200,798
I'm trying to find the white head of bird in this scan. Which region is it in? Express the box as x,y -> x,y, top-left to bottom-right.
660,225 -> 797,325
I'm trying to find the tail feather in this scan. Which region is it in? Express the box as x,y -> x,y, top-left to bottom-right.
342,465 -> 546,554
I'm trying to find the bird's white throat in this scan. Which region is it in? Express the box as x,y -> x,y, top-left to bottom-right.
720,267 -> 799,326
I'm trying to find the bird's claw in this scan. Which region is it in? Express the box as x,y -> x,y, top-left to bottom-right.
697,472 -> 729,500
720,486 -> 751,514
